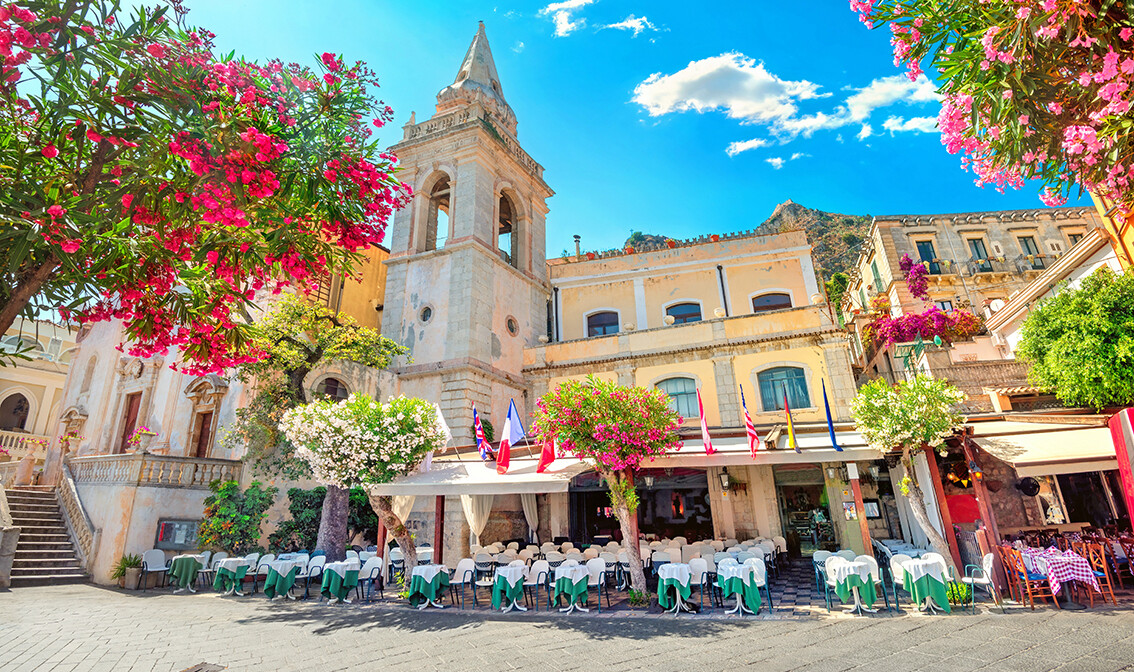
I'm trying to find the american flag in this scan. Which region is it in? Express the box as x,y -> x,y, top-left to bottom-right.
740,386 -> 761,457
473,404 -> 492,461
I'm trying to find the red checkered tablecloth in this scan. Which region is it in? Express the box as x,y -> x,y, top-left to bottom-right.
1021,547 -> 1101,595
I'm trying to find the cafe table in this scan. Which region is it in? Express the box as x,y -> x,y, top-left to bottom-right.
1023,547 -> 1099,609
830,560 -> 878,615
408,564 -> 450,609
492,565 -> 528,612
263,558 -> 306,600
169,554 -> 206,593
213,557 -> 251,596
553,563 -> 590,614
717,562 -> 761,615
657,563 -> 694,614
902,558 -> 950,614
320,559 -> 361,603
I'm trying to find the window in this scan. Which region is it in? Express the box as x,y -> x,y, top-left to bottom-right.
757,367 -> 810,412
915,240 -> 941,274
656,377 -> 697,419
586,311 -> 619,337
935,300 -> 954,312
425,176 -> 451,251
858,289 -> 867,310
1068,232 -> 1084,246
870,260 -> 882,290
666,302 -> 702,324
968,239 -> 992,272
506,317 -> 518,336
419,306 -> 433,323
1018,236 -> 1045,269
315,377 -> 349,402
0,335 -> 43,355
498,194 -> 519,269
751,293 -> 792,313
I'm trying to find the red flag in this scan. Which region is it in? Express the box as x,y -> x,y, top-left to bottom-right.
740,386 -> 762,457
536,438 -> 555,473
697,388 -> 716,455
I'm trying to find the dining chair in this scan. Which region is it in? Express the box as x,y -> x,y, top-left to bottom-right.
961,552 -> 1004,613
823,555 -> 846,612
855,554 -> 890,612
139,549 -> 170,592
812,550 -> 832,596
585,558 -> 611,612
358,556 -> 384,602
523,559 -> 551,610
251,553 -> 276,594
450,558 -> 476,608
745,556 -> 772,612
1003,547 -> 1057,610
1085,542 -> 1119,607
888,553 -> 912,612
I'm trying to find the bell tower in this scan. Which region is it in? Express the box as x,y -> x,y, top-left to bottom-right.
383,22 -> 553,445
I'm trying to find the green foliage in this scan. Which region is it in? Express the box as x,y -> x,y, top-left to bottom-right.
479,419 -> 494,444
1016,268 -> 1134,410
946,580 -> 972,605
110,553 -> 141,580
825,272 -> 850,307
267,486 -> 381,551
607,476 -> 641,515
628,589 -> 651,607
851,375 -> 965,453
198,480 -> 277,555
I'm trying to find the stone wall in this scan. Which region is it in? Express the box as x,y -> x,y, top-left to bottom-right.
922,350 -> 1029,412
971,445 -> 1044,533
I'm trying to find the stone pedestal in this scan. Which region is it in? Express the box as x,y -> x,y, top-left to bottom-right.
41,445 -> 67,487
14,455 -> 36,486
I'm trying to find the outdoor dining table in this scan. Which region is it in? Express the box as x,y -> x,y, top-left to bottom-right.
657,562 -> 694,614
213,557 -> 251,596
1023,547 -> 1100,609
829,560 -> 878,615
169,554 -> 206,593
408,564 -> 449,609
491,565 -> 528,612
320,559 -> 361,603
262,558 -> 306,600
553,563 -> 590,614
901,558 -> 951,614
716,562 -> 761,615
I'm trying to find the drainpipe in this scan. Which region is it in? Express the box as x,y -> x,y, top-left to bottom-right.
553,287 -> 561,342
716,265 -> 730,317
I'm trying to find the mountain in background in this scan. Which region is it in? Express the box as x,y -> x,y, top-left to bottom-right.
755,199 -> 872,282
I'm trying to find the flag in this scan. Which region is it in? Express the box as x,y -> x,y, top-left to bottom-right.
740,386 -> 761,457
822,380 -> 842,452
473,404 -> 492,461
782,384 -> 799,453
497,399 -> 526,475
697,388 -> 716,455
536,438 -> 556,473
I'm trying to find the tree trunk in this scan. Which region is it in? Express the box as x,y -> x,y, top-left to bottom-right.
606,469 -> 649,595
901,450 -> 957,575
369,492 -> 417,586
0,257 -> 59,338
315,485 -> 349,562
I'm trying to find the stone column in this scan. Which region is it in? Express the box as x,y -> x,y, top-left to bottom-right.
712,356 -> 741,427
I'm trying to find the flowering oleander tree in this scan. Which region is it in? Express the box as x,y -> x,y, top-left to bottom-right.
851,1 -> 1134,214
279,394 -> 450,572
851,374 -> 965,568
0,0 -> 409,373
532,376 -> 683,595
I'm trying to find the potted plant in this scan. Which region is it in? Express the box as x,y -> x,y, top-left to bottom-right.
112,553 -> 143,590
665,238 -> 677,249
709,234 -> 720,242
624,246 -> 635,254
124,426 -> 157,453
585,251 -> 596,261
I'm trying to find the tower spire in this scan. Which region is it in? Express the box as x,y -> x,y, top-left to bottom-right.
436,22 -> 517,135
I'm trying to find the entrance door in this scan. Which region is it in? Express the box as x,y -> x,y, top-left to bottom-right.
194,411 -> 214,458
118,392 -> 141,453
774,465 -> 833,556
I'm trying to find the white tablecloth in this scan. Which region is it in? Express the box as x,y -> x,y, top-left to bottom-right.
325,559 -> 360,580
173,553 -> 206,565
554,564 -> 589,583
216,557 -> 250,572
495,565 -> 525,586
269,559 -> 305,576
902,558 -> 945,584
829,560 -> 870,584
657,562 -> 692,586
717,563 -> 756,585
411,564 -> 446,583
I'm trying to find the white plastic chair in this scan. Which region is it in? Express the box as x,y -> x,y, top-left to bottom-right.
960,552 -> 1004,613
524,559 -> 551,610
889,553 -> 912,610
298,555 -> 325,599
251,553 -> 276,593
140,549 -> 169,591
585,558 -> 610,611
583,547 -> 599,559
744,556 -> 772,612
836,549 -> 857,561
358,556 -> 383,601
346,550 -> 359,561
196,550 -> 214,586
812,550 -> 832,594
451,558 -> 476,608
855,554 -> 890,611
651,550 -> 671,576
507,542 -> 520,551
681,545 -> 700,564
689,557 -> 712,611
710,540 -> 725,551
566,551 -> 585,563
824,555 -> 847,611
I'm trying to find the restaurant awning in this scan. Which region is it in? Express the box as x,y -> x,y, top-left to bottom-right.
369,457 -> 591,496
971,422 -> 1117,477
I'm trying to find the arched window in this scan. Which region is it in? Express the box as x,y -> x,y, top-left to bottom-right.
586,311 -> 619,337
751,293 -> 792,313
425,176 -> 451,251
81,356 -> 98,393
666,302 -> 702,324
498,194 -> 518,268
656,377 -> 697,419
315,377 -> 350,402
757,367 -> 810,412
0,393 -> 30,430
1,335 -> 44,355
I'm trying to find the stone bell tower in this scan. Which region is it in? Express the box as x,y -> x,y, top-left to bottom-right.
382,22 -> 553,445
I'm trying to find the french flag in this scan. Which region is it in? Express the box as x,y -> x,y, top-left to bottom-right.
497,399 -> 526,475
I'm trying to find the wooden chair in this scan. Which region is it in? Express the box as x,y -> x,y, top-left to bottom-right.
1085,543 -> 1118,607
995,546 -> 1020,604
1002,547 -> 1058,610
1102,539 -> 1127,589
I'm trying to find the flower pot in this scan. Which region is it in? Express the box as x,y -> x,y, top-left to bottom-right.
585,252 -> 595,260
624,247 -> 635,254
665,240 -> 676,249
123,567 -> 141,590
709,234 -> 720,242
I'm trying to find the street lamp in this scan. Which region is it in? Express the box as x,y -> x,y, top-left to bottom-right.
718,468 -> 731,490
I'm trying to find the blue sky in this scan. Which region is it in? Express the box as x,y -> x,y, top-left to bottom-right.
185,0 -> 1090,257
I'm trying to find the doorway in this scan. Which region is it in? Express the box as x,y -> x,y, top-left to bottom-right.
193,411 -> 214,458
774,465 -> 833,556
118,392 -> 141,453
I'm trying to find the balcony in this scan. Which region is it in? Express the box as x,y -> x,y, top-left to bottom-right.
0,430 -> 50,463
67,453 -> 241,489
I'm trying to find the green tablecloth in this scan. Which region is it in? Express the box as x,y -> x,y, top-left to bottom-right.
492,574 -> 525,610
320,569 -> 359,602
170,556 -> 201,589
903,569 -> 951,613
835,573 -> 877,607
213,564 -> 249,593
717,574 -> 762,613
657,577 -> 692,610
553,576 -> 588,607
407,571 -> 449,606
262,567 -> 298,599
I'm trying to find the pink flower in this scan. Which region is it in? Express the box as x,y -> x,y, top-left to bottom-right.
146,43 -> 167,59
323,169 -> 337,183
60,239 -> 81,254
41,144 -> 58,158
47,205 -> 65,217
321,52 -> 340,72
86,129 -> 102,143
121,194 -> 133,209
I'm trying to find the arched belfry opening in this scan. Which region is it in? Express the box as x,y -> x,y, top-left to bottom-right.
498,192 -> 519,268
425,175 -> 451,251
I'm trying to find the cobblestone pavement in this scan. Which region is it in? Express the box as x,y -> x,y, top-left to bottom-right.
4,584 -> 1134,672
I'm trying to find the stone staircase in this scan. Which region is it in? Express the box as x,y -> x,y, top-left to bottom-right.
7,486 -> 86,586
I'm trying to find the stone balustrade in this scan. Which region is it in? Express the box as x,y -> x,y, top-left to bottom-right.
59,464 -> 100,569
0,430 -> 50,463
0,462 -> 18,488
67,453 -> 242,489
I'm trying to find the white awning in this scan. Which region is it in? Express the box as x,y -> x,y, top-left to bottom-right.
972,425 -> 1117,477
369,457 -> 591,496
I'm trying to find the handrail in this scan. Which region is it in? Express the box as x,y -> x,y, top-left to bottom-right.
58,463 -> 100,570
0,462 -> 18,489
0,484 -> 12,528
68,452 -> 242,489
0,429 -> 50,463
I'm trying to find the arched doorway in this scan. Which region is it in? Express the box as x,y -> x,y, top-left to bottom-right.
0,393 -> 31,431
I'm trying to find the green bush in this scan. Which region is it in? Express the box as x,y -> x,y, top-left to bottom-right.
198,480 -> 276,555
268,486 -> 381,552
111,553 -> 141,580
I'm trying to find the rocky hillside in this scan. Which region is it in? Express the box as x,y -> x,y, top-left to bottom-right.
755,199 -> 872,280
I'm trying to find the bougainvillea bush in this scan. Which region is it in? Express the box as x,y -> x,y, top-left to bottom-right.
851,0 -> 1134,213
899,253 -> 930,301
532,376 -> 682,594
864,306 -> 984,346
0,0 -> 409,373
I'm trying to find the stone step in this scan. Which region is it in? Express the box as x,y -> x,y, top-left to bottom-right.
8,486 -> 55,493
6,491 -> 57,501
18,541 -> 77,553
15,547 -> 77,558
10,509 -> 64,519
12,558 -> 83,570
8,572 -> 88,587
11,525 -> 70,536
7,503 -> 61,515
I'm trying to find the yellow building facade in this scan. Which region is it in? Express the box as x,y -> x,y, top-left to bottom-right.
0,321 -> 77,463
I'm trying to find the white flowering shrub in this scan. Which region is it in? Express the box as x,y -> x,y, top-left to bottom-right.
851,374 -> 965,455
279,394 -> 451,488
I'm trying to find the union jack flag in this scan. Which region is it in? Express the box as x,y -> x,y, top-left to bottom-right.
473,404 -> 492,461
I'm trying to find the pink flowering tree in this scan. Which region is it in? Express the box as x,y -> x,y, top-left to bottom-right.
0,0 -> 409,373
851,1 -> 1134,214
532,376 -> 683,595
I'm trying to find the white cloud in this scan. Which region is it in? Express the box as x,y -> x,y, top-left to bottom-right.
539,0 -> 596,37
603,14 -> 657,37
766,157 -> 785,169
633,53 -> 826,126
790,152 -> 809,160
512,41 -> 525,53
844,75 -> 938,123
725,137 -> 770,157
856,123 -> 872,141
881,115 -> 938,133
